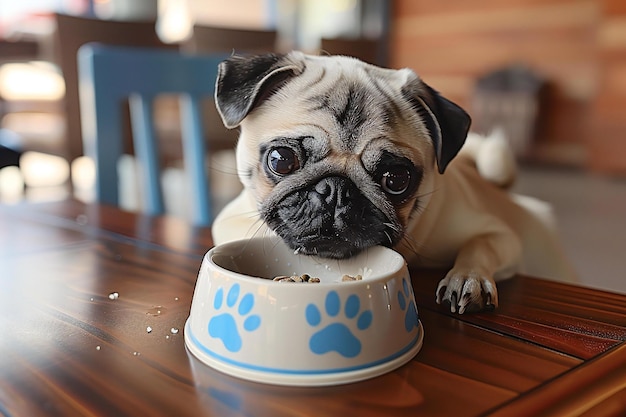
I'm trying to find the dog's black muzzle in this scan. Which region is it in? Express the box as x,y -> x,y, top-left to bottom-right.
265,176 -> 394,259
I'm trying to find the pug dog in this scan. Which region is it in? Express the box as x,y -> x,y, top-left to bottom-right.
211,51 -> 576,314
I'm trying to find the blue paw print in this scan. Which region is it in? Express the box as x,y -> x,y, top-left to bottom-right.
208,284 -> 261,352
305,291 -> 372,358
397,277 -> 419,332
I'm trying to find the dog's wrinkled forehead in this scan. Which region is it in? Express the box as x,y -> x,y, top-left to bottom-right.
236,54 -> 427,165
217,52 -> 414,128
215,51 -> 471,174
292,56 -> 415,152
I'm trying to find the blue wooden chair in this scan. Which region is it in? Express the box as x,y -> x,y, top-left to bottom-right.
77,43 -> 229,225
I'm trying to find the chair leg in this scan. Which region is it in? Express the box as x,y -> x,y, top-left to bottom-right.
180,94 -> 212,225
129,93 -> 165,216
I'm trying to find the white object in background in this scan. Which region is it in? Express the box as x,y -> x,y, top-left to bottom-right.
0,166 -> 25,203
0,62 -> 65,101
156,0 -> 193,43
20,151 -> 69,188
117,154 -> 141,212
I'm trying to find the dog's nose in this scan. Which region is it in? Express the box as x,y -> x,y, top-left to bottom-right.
314,176 -> 355,207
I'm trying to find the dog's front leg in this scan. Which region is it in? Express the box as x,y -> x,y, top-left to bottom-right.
436,232 -> 521,314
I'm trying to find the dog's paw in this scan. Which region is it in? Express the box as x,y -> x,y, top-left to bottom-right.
435,270 -> 498,314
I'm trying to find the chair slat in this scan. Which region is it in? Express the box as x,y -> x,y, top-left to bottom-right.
78,43 -> 229,225
129,93 -> 164,215
180,94 -> 211,225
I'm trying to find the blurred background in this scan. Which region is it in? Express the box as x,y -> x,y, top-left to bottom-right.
0,0 -> 624,293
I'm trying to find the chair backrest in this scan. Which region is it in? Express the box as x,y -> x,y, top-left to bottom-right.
78,43 -> 228,226
320,37 -> 385,67
53,13 -> 177,162
181,25 -> 279,153
182,25 -> 278,55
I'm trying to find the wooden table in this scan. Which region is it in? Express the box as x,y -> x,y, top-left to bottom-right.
1,200 -> 624,416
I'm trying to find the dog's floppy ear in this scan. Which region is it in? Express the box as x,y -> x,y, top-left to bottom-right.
402,73 -> 471,174
215,53 -> 305,129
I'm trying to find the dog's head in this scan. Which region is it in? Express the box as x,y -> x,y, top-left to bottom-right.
215,52 -> 470,258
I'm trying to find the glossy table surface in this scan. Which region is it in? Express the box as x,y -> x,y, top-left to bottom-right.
1,200 -> 625,417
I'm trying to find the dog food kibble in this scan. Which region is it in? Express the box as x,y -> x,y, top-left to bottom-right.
272,273 -> 362,283
342,274 -> 363,281
273,274 -> 321,283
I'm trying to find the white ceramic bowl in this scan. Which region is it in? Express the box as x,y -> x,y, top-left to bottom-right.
184,237 -> 423,386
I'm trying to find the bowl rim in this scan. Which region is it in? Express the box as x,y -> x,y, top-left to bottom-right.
206,238 -> 408,287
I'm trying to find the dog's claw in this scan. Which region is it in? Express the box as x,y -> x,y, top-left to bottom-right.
436,270 -> 498,314
450,292 -> 458,313
485,293 -> 493,309
458,293 -> 473,314
435,282 -> 446,305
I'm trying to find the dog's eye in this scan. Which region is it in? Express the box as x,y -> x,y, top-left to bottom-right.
380,167 -> 411,196
268,147 -> 299,176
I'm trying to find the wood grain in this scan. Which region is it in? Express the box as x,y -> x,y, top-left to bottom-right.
0,200 -> 624,416
489,343 -> 626,416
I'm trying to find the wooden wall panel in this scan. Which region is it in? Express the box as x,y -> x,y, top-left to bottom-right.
390,0 -> 626,171
601,0 -> 626,15
394,0 -> 566,16
588,2 -> 626,174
